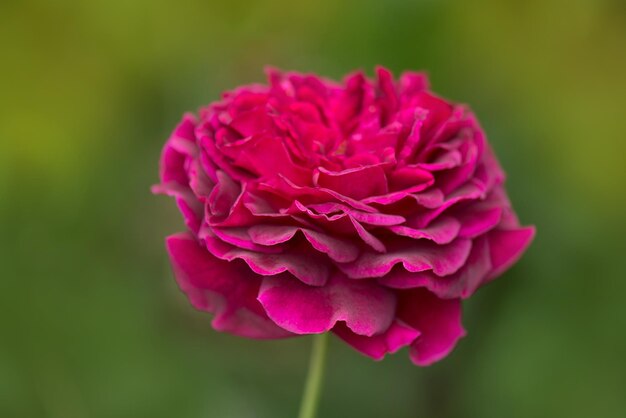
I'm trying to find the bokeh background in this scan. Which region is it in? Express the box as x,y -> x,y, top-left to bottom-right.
1,0 -> 625,417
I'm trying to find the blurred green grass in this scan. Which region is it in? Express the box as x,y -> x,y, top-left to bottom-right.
1,0 -> 625,417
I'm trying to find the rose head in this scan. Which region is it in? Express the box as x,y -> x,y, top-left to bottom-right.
154,67 -> 535,366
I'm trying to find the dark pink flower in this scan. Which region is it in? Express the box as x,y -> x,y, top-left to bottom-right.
154,67 -> 535,366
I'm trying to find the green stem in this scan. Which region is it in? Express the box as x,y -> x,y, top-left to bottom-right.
297,332 -> 329,418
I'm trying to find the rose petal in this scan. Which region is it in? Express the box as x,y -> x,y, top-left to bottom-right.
258,272 -> 396,336
208,170 -> 240,218
350,217 -> 386,252
486,226 -> 536,280
399,71 -> 429,98
247,224 -> 360,263
188,158 -> 214,202
339,238 -> 472,279
379,235 -> 492,299
408,180 -> 486,228
222,134 -> 311,184
436,141 -> 480,195
333,320 -> 420,360
307,202 -> 405,226
169,113 -> 199,156
152,182 -> 203,234
259,175 -> 377,213
212,227 -> 282,253
388,165 -> 434,192
159,143 -> 189,186
201,229 -> 330,286
166,233 -> 292,339
397,288 -> 466,366
388,216 -> 461,244
375,66 -> 399,125
316,164 -> 389,200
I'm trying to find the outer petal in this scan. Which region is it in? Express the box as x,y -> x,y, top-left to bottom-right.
485,226 -> 536,280
159,114 -> 198,185
397,288 -> 466,366
166,233 -> 292,339
333,320 -> 420,360
152,182 -> 203,234
258,272 -> 396,336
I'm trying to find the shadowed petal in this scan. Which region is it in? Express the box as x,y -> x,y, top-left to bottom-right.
247,225 -> 360,263
338,238 -> 472,279
397,288 -> 466,366
201,229 -> 330,286
333,320 -> 420,360
166,233 -> 292,339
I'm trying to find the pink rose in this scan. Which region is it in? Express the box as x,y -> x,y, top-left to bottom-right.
154,67 -> 534,366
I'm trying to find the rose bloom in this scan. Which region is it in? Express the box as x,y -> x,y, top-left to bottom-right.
154,67 -> 534,366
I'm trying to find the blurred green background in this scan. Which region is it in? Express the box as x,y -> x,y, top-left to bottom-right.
1,0 -> 625,417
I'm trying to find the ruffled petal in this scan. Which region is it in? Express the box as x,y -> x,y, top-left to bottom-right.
379,235 -> 492,299
338,238 -> 472,279
388,216 -> 461,244
247,224 -> 360,263
166,233 -> 292,339
201,229 -> 330,286
258,272 -> 396,336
